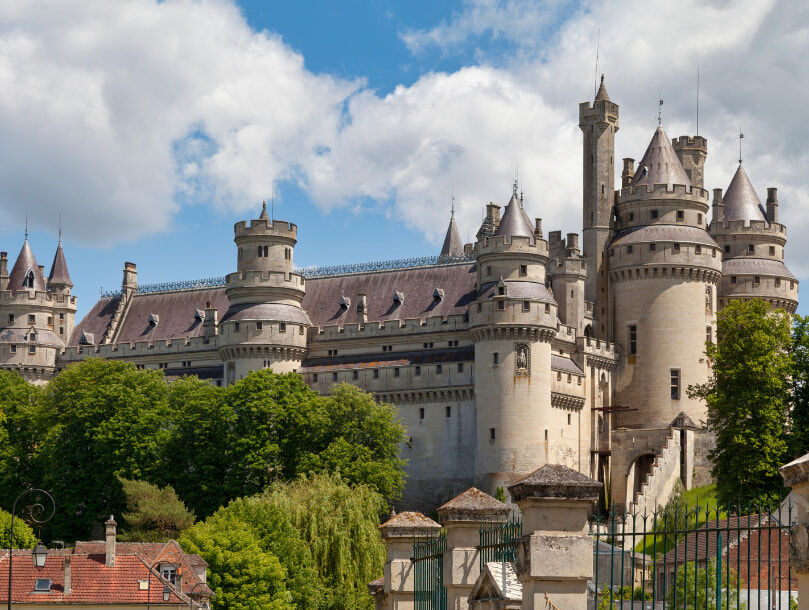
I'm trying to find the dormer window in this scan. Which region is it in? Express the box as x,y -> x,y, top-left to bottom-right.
497,286 -> 505,296
148,313 -> 159,326
159,565 -> 177,584
393,291 -> 404,306
433,288 -> 444,301
339,296 -> 350,310
24,270 -> 34,289
195,309 -> 205,321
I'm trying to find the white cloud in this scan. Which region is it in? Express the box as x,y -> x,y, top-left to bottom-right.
2,0 -> 809,287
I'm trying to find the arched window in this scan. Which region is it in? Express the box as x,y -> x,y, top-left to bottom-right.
705,285 -> 713,315
257,245 -> 262,257
24,270 -> 34,289
263,246 -> 269,257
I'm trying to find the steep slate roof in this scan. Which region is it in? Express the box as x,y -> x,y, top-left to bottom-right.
439,210 -> 464,258
722,165 -> 767,222
478,281 -> 555,302
48,241 -> 73,287
551,355 -> 583,375
611,225 -> 719,248
630,126 -> 691,188
0,328 -> 64,348
494,194 -> 536,245
8,239 -> 46,294
71,263 -> 478,346
722,258 -> 796,280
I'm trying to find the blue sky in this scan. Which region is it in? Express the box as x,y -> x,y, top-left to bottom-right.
1,0 -> 806,319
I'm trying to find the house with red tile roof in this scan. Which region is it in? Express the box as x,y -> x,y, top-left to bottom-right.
0,516 -> 212,608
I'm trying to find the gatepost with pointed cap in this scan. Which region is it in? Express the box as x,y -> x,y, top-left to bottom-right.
508,464 -> 601,610
374,511 -> 441,610
437,488 -> 511,610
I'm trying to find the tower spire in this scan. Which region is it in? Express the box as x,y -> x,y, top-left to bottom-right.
738,124 -> 744,166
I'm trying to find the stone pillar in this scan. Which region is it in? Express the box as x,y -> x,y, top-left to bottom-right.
780,454 -> 809,609
374,511 -> 441,610
508,464 -> 601,610
437,488 -> 511,610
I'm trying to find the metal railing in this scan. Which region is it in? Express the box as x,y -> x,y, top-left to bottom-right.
413,533 -> 447,610
590,496 -> 794,609
478,517 -> 522,568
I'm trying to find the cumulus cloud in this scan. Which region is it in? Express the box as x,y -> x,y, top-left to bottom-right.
2,0 -> 809,285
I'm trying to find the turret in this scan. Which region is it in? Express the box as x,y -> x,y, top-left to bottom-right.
0,252 -> 7,291
439,207 -> 464,260
672,135 -> 708,189
579,74 -> 619,332
47,239 -> 73,294
767,187 -> 778,223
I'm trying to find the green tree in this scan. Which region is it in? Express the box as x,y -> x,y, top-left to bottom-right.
180,512 -> 293,610
0,508 -> 37,549
39,358 -> 171,541
118,478 -> 195,542
666,559 -> 744,609
263,474 -> 386,610
789,315 -> 809,458
0,370 -> 47,506
689,299 -> 792,508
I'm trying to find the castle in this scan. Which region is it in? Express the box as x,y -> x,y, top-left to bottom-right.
0,77 -> 798,511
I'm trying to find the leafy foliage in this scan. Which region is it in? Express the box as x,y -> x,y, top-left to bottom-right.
789,314 -> 809,457
0,508 -> 37,549
666,559 -> 744,609
689,299 -> 792,508
118,478 -> 195,542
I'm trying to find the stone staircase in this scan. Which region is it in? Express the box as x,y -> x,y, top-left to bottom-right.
627,428 -> 681,516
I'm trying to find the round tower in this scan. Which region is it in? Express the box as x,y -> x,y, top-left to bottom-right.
610,126 -> 722,428
470,190 -> 559,494
709,166 -> 798,313
219,204 -> 311,384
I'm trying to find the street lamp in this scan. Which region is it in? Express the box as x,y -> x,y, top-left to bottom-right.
6,488 -> 55,610
145,565 -> 173,610
185,581 -> 212,609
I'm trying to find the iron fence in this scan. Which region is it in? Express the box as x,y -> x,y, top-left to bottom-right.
478,517 -> 522,568
413,533 -> 447,610
590,496 -> 795,609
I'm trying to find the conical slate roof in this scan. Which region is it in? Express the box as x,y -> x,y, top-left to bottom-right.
631,126 -> 691,188
494,194 -> 535,245
48,240 -> 73,287
8,239 -> 46,294
439,210 -> 463,258
594,74 -> 610,102
722,165 -> 766,222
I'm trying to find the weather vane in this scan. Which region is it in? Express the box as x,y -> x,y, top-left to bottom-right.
657,97 -> 664,126
738,124 -> 744,166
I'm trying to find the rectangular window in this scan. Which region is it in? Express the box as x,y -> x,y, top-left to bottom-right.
457,362 -> 464,373
28,344 -> 36,354
279,322 -> 286,333
353,370 -> 358,380
627,245 -> 633,254
731,276 -> 737,284
394,367 -> 400,377
770,246 -> 776,256
651,210 -> 659,219
47,316 -> 53,329
332,372 -> 338,382
487,266 -> 492,276
670,369 -> 681,400
748,244 -> 755,254
497,300 -> 504,310
610,249 -> 615,257
519,264 -> 527,276
419,408 -> 425,420
446,406 -> 451,418
706,326 -> 713,344
477,302 -> 482,312
713,249 -> 717,258
59,327 -> 64,335
695,245 -> 702,254
34,578 -> 51,592
234,323 -> 240,332
567,413 -> 571,425
676,210 -> 685,221
673,243 -> 681,253
373,369 -> 379,379
492,352 -> 499,365
299,325 -> 305,335
10,345 -> 16,353
28,314 -> 35,324
8,314 -> 14,324
776,278 -> 781,287
313,373 -> 318,382
435,364 -> 442,374
697,213 -> 703,224
754,276 -> 760,284
415,366 -> 421,376
629,325 -> 637,355
489,428 -> 496,441
724,245 -> 731,253
629,212 -> 634,222
545,303 -> 550,314
522,300 -> 530,311
649,243 -> 656,252
256,321 -> 263,330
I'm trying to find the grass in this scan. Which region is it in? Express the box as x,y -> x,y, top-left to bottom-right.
632,484 -> 727,556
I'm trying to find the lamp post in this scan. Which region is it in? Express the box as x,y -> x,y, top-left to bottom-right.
6,488 -> 55,610
184,581 -> 212,609
145,562 -> 172,610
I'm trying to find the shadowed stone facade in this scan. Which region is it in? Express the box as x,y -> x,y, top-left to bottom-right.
1,78 -> 799,513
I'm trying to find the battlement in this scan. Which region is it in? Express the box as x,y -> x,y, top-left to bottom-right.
312,313 -> 469,341
474,234 -> 548,258
549,256 -> 587,277
234,218 -> 297,239
710,218 -> 786,238
577,335 -> 617,359
578,100 -> 619,123
61,334 -> 220,362
0,289 -> 77,307
618,183 -> 709,203
672,135 -> 707,150
225,269 -> 306,290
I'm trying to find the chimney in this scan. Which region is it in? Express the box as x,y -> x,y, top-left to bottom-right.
712,188 -> 724,224
122,262 -> 138,301
105,515 -> 117,567
203,301 -> 218,339
38,265 -> 45,277
534,218 -> 543,238
0,252 -> 8,290
767,187 -> 778,223
357,293 -> 368,324
566,233 -> 580,255
622,158 -> 635,188
64,556 -> 71,595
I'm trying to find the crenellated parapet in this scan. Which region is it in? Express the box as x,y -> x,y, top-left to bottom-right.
710,218 -> 786,240
618,183 -> 709,202
312,313 -> 470,341
233,218 -> 297,240
473,234 -> 548,260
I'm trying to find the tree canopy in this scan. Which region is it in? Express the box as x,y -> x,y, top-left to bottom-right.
118,478 -> 195,542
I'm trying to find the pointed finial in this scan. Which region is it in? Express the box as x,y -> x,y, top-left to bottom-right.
389,507 -> 396,520
259,200 -> 269,221
657,97 -> 664,126
25,211 -> 28,241
451,183 -> 455,216
58,211 -> 62,244
738,124 -> 744,166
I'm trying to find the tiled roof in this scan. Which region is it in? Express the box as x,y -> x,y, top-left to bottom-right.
551,355 -> 583,375
722,258 -> 796,280
8,239 -> 47,294
722,165 -> 766,222
631,126 -> 691,188
611,225 -> 719,248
